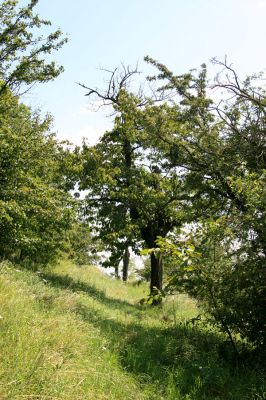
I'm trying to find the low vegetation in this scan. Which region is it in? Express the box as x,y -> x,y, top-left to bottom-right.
0,260 -> 265,400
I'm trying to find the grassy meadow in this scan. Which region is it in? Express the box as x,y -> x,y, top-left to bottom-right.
0,260 -> 265,400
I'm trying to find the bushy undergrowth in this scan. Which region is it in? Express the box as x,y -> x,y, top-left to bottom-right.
0,260 -> 265,399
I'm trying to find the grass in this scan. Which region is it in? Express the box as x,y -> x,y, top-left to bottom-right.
0,260 -> 265,400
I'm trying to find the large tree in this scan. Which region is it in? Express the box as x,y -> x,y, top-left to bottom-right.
0,87 -> 75,265
0,1 -> 74,266
79,69 -> 190,293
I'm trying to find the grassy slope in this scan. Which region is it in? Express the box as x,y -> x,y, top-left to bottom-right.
0,260 -> 265,400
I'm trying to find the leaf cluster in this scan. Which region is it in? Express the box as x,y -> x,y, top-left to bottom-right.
0,0 -> 67,94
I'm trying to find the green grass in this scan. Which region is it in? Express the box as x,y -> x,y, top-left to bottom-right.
0,260 -> 265,400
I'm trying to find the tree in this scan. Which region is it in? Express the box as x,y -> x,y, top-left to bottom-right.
0,0 -> 75,267
80,127 -> 138,282
79,67 -> 187,293
0,0 -> 67,95
0,87 -> 74,265
144,57 -> 266,348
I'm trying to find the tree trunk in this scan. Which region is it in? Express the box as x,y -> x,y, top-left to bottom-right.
114,264 -> 119,279
122,246 -> 130,282
150,251 -> 163,293
19,248 -> 25,263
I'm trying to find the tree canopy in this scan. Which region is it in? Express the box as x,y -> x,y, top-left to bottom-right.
78,58 -> 266,347
0,0 -> 75,266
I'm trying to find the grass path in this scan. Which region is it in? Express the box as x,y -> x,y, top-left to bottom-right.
0,260 -> 265,399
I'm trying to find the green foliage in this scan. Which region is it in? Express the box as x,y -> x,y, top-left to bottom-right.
66,221 -> 103,265
143,57 -> 266,350
0,1 -> 74,267
79,58 -> 266,348
79,70 -> 186,290
0,87 -> 74,265
159,218 -> 266,351
0,0 -> 67,94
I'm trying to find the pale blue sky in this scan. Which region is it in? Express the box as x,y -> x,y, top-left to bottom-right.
24,0 -> 266,145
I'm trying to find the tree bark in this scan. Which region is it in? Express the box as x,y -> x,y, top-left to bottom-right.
122,246 -> 130,282
150,251 -> 163,293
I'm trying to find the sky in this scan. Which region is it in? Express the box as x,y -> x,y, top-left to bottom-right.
23,0 -> 266,146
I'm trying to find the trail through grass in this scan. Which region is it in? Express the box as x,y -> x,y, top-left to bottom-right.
0,260 -> 265,399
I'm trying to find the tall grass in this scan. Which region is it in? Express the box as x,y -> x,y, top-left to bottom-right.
0,260 -> 265,399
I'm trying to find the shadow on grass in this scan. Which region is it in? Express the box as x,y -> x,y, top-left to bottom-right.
42,270 -> 265,400
41,271 -> 139,312
74,302 -> 265,400
75,306 -> 243,399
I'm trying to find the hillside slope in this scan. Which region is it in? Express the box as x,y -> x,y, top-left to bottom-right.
0,261 -> 264,400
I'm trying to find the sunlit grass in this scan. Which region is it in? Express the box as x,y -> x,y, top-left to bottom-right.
0,260 -> 265,399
